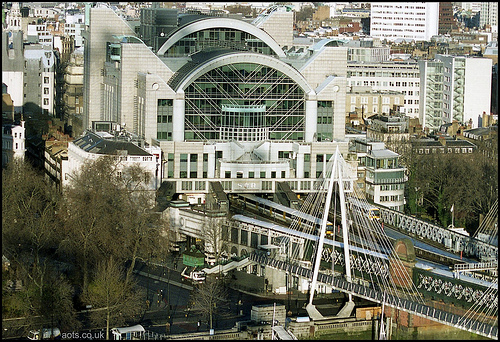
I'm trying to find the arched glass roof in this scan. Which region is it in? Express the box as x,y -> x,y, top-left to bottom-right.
157,17 -> 285,58
167,49 -> 312,94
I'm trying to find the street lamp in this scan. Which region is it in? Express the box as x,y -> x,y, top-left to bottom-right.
414,187 -> 418,217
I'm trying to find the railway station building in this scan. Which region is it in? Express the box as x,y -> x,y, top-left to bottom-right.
82,4 -> 356,202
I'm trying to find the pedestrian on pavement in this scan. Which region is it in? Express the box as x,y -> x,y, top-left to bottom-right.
197,320 -> 201,331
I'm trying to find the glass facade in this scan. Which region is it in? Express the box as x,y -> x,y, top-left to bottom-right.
157,99 -> 173,140
164,28 -> 278,57
184,63 -> 306,141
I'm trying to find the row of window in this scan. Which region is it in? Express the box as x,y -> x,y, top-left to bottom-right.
414,147 -> 474,154
348,80 -> 420,89
350,105 -> 392,113
380,195 -> 403,202
352,96 -> 400,104
380,184 -> 404,191
348,71 -> 419,78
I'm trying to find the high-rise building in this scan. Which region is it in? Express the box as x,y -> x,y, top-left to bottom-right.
23,44 -> 56,116
438,2 -> 456,35
418,55 -> 492,132
480,2 -> 498,32
81,4 -> 353,200
370,2 -> 439,42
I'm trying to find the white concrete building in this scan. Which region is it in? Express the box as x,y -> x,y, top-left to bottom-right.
26,23 -> 53,46
350,137 -> 406,212
480,2 -> 498,33
81,4 -> 362,203
347,61 -> 421,118
2,121 -> 26,167
252,4 -> 294,48
65,130 -> 161,191
419,55 -> 492,132
64,13 -> 85,47
370,2 -> 439,42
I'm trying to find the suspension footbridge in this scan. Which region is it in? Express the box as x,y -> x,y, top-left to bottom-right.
239,148 -> 498,339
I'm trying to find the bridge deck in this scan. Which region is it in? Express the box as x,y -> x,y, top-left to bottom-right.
250,252 -> 498,340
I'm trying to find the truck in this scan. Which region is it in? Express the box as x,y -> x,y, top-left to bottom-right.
27,327 -> 61,340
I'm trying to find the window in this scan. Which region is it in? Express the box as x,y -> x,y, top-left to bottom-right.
44,77 -> 49,84
43,98 -> 49,106
44,88 -> 49,94
190,154 -> 198,162
249,171 -> 254,178
225,171 -> 231,178
281,171 -> 285,178
271,171 -> 276,178
260,171 -> 266,178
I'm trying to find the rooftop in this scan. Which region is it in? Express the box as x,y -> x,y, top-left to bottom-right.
73,131 -> 152,156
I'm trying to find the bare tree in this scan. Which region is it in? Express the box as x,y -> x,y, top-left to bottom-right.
61,156 -> 169,291
2,159 -> 60,268
85,257 -> 144,340
203,216 -> 228,266
189,278 -> 227,330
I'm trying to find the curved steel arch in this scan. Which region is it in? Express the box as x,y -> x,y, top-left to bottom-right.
174,52 -> 314,95
157,17 -> 286,58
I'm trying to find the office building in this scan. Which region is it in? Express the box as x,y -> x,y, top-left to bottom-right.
350,138 -> 407,212
347,61 -> 421,118
23,44 -> 56,116
347,87 -> 405,127
370,2 -> 439,42
251,4 -> 294,48
81,4 -> 353,201
480,2 -> 498,32
438,2 -> 456,35
419,55 -> 492,132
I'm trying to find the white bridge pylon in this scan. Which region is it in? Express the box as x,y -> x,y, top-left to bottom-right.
306,147 -> 355,320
